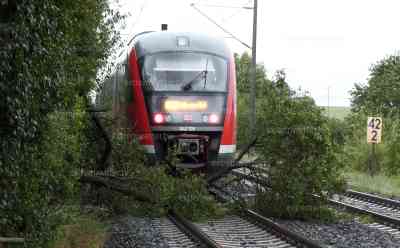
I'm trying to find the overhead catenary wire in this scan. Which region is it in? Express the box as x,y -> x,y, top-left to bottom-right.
190,3 -> 252,49
222,0 -> 252,23
193,3 -> 253,9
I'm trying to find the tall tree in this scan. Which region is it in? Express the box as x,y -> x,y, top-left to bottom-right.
351,55 -> 400,116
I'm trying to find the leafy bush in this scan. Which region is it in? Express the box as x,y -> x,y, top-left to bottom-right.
52,206 -> 108,248
235,54 -> 345,219
0,101 -> 87,247
251,72 -> 344,219
0,0 -> 121,246
384,116 -> 400,174
99,131 -> 223,221
344,111 -> 400,175
346,54 -> 400,175
235,52 -> 274,148
351,54 -> 400,116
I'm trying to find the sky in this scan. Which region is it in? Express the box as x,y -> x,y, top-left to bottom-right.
115,0 -> 400,106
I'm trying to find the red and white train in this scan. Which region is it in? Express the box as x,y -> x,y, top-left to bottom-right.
97,29 -> 236,168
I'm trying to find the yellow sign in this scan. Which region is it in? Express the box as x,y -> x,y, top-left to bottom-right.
367,117 -> 382,144
164,100 -> 208,112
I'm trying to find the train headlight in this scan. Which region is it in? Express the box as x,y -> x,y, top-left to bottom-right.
202,114 -> 219,124
153,113 -> 164,124
209,114 -> 219,124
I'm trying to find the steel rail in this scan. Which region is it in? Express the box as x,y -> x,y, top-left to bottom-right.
244,209 -> 325,248
345,189 -> 400,209
327,198 -> 400,227
167,210 -> 222,248
209,187 -> 325,247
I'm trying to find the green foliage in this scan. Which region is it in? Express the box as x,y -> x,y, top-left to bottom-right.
235,54 -> 345,219
322,106 -> 351,120
143,167 -> 222,221
235,52 -> 274,148
52,206 -> 108,248
1,102 -> 88,247
384,116 -> 400,174
344,112 -> 400,175
345,170 -> 400,196
0,0 -> 121,246
351,54 -> 400,116
326,118 -> 347,148
346,54 -> 400,175
255,83 -> 345,218
105,132 -> 223,221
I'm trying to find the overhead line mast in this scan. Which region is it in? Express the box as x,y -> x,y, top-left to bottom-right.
250,0 -> 257,140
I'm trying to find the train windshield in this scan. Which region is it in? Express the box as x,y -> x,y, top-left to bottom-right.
141,52 -> 228,92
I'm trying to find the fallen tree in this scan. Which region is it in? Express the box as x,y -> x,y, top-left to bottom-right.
79,175 -> 155,204
206,137 -> 259,185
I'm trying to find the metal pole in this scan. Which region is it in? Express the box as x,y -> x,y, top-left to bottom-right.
327,86 -> 330,118
250,0 -> 258,139
372,143 -> 376,176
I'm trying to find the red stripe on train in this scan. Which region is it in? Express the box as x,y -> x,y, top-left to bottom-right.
220,55 -> 237,145
127,49 -> 154,145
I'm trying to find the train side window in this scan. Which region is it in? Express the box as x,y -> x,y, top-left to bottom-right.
118,63 -> 126,105
113,66 -> 119,108
124,61 -> 133,102
102,74 -> 113,110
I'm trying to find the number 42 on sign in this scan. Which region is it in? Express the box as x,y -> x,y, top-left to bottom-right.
367,117 -> 382,144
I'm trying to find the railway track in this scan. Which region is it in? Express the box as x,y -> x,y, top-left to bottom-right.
163,209 -> 323,248
228,169 -> 400,242
153,217 -> 200,248
328,190 -> 400,239
344,189 -> 400,210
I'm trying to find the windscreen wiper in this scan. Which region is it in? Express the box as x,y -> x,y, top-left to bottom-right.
181,58 -> 209,91
203,58 -> 209,89
181,70 -> 206,91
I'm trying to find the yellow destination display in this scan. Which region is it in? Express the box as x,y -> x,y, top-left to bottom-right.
164,100 -> 208,111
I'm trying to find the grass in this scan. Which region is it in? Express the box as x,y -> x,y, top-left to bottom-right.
52,207 -> 109,248
344,170 -> 400,197
321,106 -> 351,120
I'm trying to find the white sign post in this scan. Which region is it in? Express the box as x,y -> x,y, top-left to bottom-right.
367,117 -> 382,176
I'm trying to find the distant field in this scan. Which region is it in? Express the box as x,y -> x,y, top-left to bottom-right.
321,106 -> 351,120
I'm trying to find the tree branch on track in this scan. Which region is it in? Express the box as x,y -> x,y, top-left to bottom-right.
0,237 -> 25,243
79,175 -> 155,204
206,161 -> 259,185
87,105 -> 112,171
235,137 -> 258,163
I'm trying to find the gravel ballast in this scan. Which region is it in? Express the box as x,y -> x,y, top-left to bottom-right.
104,216 -> 170,248
103,175 -> 400,248
103,214 -> 400,247
220,175 -> 400,247
275,218 -> 400,248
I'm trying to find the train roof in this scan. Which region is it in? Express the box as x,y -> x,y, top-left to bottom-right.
133,31 -> 232,59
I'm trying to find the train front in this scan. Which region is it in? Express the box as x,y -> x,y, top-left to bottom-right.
129,32 -> 236,167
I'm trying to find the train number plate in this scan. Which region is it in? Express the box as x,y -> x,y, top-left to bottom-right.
179,126 -> 196,131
